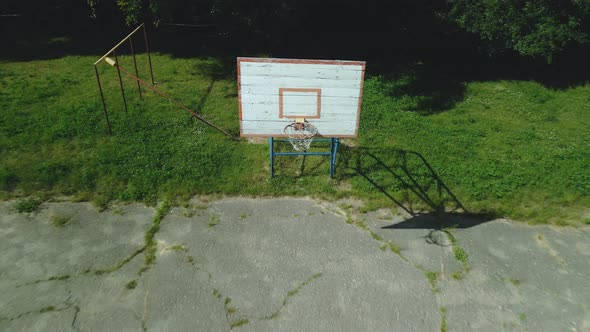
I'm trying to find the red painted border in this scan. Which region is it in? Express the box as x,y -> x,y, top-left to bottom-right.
237,57 -> 366,138
279,88 -> 322,119
238,57 -> 365,67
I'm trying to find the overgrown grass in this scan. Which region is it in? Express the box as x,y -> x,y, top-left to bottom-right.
14,197 -> 43,213
143,201 -> 171,270
0,55 -> 588,224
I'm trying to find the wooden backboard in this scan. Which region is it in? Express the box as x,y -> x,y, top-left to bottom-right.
237,57 -> 366,137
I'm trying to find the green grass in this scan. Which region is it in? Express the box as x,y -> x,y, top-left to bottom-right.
125,280 -> 137,289
14,197 -> 43,213
1,55 -> 588,224
440,307 -> 448,332
143,201 -> 171,270
425,271 -> 439,291
229,319 -> 249,328
453,246 -> 469,265
208,213 -> 220,228
451,270 -> 464,280
50,213 -> 71,227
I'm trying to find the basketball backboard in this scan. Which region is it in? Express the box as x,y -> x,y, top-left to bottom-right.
237,57 -> 366,138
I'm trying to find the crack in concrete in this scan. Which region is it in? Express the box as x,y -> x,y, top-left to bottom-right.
141,268 -> 152,332
141,201 -> 172,274
260,272 -> 323,321
333,204 -> 458,295
1,289 -> 76,323
206,272 -> 323,330
0,304 -> 69,322
139,203 -> 175,332
71,305 -> 80,331
7,203 -> 171,331
208,288 -> 248,330
15,245 -> 146,288
320,201 -> 472,332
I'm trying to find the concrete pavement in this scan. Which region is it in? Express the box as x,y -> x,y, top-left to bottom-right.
0,198 -> 588,331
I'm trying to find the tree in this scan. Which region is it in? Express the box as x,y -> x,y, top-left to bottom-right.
448,0 -> 590,62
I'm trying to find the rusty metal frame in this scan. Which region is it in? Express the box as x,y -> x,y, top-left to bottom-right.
93,24 -> 233,138
94,23 -> 153,135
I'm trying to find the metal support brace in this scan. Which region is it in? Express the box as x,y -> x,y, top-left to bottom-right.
270,137 -> 339,178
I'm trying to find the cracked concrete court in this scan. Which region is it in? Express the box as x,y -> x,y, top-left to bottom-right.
0,198 -> 589,331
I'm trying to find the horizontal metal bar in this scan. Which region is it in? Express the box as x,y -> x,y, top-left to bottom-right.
115,64 -> 235,138
273,138 -> 334,142
94,24 -> 145,65
160,23 -> 217,28
274,152 -> 331,156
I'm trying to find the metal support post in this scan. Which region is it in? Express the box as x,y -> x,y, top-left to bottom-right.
113,50 -> 128,112
94,65 -> 112,135
143,24 -> 155,85
129,37 -> 142,98
269,137 -> 339,178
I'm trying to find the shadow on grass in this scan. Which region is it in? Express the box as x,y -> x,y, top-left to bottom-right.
339,145 -> 496,229
3,16 -> 589,92
367,63 -> 468,115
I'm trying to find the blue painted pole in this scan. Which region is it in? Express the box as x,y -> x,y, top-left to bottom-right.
329,138 -> 335,177
269,137 -> 339,177
269,137 -> 274,178
332,138 -> 340,178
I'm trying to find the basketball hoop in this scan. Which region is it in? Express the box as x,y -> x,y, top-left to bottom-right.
283,121 -> 318,151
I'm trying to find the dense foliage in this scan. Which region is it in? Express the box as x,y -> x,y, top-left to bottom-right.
105,0 -> 590,62
3,0 -> 589,62
448,0 -> 590,61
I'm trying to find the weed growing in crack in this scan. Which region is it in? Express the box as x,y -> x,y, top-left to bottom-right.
209,213 -> 220,228
143,201 -> 172,271
240,213 -> 251,219
212,289 -> 222,299
519,313 -> 526,321
50,214 -> 71,227
451,270 -> 464,280
440,307 -> 447,332
39,306 -> 56,313
89,246 -> 146,276
15,197 -> 43,213
48,275 -> 70,281
125,280 -> 137,289
384,240 -> 401,255
453,246 -> 469,265
187,255 -> 194,265
345,211 -> 405,258
230,319 -> 249,328
169,245 -> 187,252
182,209 -> 195,218
509,278 -> 521,286
264,273 -> 322,320
224,298 -> 236,314
444,228 -> 469,269
425,271 -> 439,291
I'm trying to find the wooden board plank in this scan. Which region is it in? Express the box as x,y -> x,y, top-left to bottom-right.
240,76 -> 362,89
241,120 -> 357,136
240,86 -> 361,98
